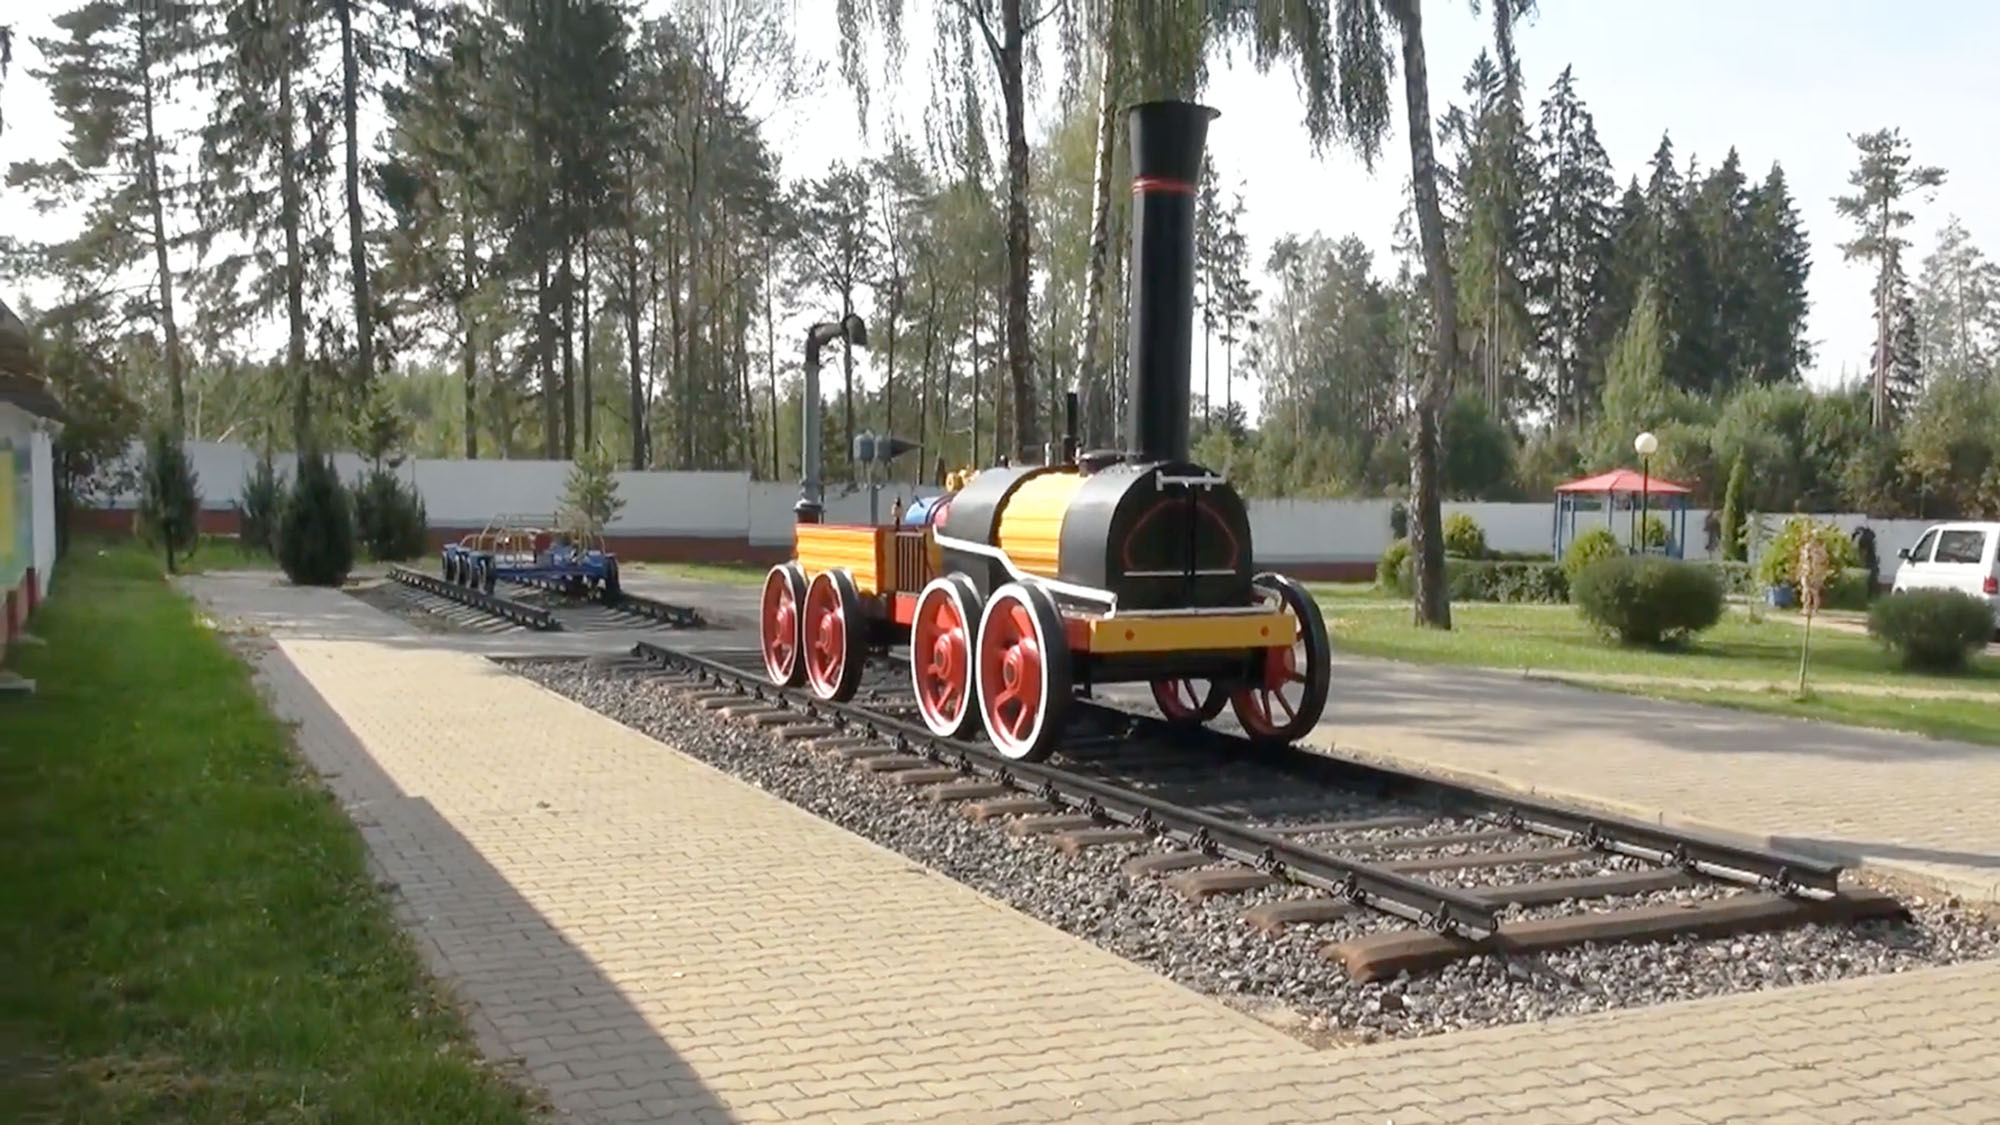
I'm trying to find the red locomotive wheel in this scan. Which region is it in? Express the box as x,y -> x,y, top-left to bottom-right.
911,575 -> 981,738
760,563 -> 808,687
1229,573 -> 1332,744
1151,678 -> 1226,724
803,568 -> 866,703
975,582 -> 1072,762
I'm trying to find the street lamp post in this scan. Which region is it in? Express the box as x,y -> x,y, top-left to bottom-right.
1634,430 -> 1659,554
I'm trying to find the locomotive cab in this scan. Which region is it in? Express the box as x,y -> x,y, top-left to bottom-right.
759,99 -> 1332,762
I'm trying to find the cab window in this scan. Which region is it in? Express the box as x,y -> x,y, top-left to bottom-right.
1908,529 -> 1938,563
1934,529 -> 1988,565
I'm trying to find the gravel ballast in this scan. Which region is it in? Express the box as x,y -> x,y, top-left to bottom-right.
510,654 -> 2000,1044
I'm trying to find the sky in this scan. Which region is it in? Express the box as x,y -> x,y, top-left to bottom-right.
3,0 -> 1996,418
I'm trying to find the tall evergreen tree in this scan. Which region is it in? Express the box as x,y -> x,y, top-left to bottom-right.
10,0 -> 200,433
1740,164 -> 1813,383
1834,127 -> 1946,428
1521,64 -> 1613,427
1914,217 -> 2000,384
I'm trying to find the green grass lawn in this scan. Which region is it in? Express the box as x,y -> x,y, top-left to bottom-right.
1312,584 -> 2000,745
0,547 -> 537,1123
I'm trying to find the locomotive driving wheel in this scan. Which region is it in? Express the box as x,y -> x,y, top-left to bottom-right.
802,568 -> 866,703
910,575 -> 982,738
1229,572 -> 1332,745
759,562 -> 808,687
1151,678 -> 1227,724
975,581 -> 1073,762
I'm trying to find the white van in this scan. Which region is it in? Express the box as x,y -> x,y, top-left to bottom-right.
1890,522 -> 2000,611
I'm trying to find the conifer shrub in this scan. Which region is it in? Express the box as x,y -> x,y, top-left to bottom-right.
239,452 -> 287,556
1867,590 -> 1995,672
137,424 -> 201,573
278,450 -> 356,587
1378,537 -> 1410,589
350,467 -> 429,562
1442,512 -> 1487,559
1561,527 -> 1622,586
1571,555 -> 1725,646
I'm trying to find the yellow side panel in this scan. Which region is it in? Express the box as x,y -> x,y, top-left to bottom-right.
795,524 -> 891,595
994,471 -> 1086,579
1084,610 -> 1297,655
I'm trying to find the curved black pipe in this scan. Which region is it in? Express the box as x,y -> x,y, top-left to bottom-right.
1124,100 -> 1217,465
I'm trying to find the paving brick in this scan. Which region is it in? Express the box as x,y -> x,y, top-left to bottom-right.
182,572 -> 2000,1125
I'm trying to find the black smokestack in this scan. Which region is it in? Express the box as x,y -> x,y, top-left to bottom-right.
1124,99 -> 1216,464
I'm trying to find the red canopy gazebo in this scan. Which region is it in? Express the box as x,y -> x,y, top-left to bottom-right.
1554,468 -> 1693,558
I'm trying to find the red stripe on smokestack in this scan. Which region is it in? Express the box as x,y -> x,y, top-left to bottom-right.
1130,176 -> 1196,195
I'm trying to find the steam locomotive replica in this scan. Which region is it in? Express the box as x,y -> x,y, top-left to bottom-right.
758,100 -> 1332,761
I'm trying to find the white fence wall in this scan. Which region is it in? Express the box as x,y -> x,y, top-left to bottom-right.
90,438 -> 1959,567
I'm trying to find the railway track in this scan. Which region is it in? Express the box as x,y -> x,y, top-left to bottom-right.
385,566 -> 705,632
627,641 -> 1907,982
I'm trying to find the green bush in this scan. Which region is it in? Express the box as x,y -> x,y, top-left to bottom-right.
239,452 -> 287,555
1867,589 -> 1995,672
1704,560 -> 1757,597
1825,567 -> 1874,612
1571,555 -> 1726,646
1398,557 -> 1568,604
137,425 -> 202,573
1377,537 -> 1411,589
278,450 -> 357,587
350,467 -> 430,562
1443,512 -> 1487,559
1562,527 -> 1622,585
1755,516 -> 1860,596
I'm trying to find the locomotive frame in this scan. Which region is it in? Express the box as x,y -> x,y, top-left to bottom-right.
759,99 -> 1333,762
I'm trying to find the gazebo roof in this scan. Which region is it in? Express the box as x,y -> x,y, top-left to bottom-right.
1554,468 -> 1692,495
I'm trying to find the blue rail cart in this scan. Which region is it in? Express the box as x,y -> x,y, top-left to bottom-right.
440,513 -> 621,598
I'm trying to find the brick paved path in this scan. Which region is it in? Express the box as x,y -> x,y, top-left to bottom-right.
186,574 -> 2000,1123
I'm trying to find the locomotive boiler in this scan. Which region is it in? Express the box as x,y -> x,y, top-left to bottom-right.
759,99 -> 1332,761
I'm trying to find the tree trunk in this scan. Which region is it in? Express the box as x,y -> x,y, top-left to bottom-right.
997,0 -> 1040,462
1392,0 -> 1457,630
461,217 -> 478,459
581,235 -> 593,452
1077,5 -> 1121,451
560,231 -> 576,458
278,39 -> 308,449
337,0 -> 374,391
626,229 -> 646,470
537,253 -> 558,457
136,8 -> 185,437
764,236 -> 778,481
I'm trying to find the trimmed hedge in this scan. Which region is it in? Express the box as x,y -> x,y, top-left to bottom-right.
1571,555 -> 1726,646
1868,589 -> 1995,671
1398,556 -> 1569,604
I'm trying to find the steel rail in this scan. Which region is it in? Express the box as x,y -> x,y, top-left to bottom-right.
631,641 -> 1504,939
1151,709 -> 1846,898
389,566 -> 560,630
503,574 -> 706,629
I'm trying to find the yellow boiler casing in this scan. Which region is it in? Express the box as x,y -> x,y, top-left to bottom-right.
993,470 -> 1087,579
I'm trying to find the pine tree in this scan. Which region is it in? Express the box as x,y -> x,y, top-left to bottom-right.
1834,128 -> 1947,428
1523,65 -> 1614,428
561,445 -> 625,538
1741,165 -> 1814,383
1914,217 -> 2000,383
138,424 -> 201,573
12,0 -> 200,434
1719,453 -> 1748,562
